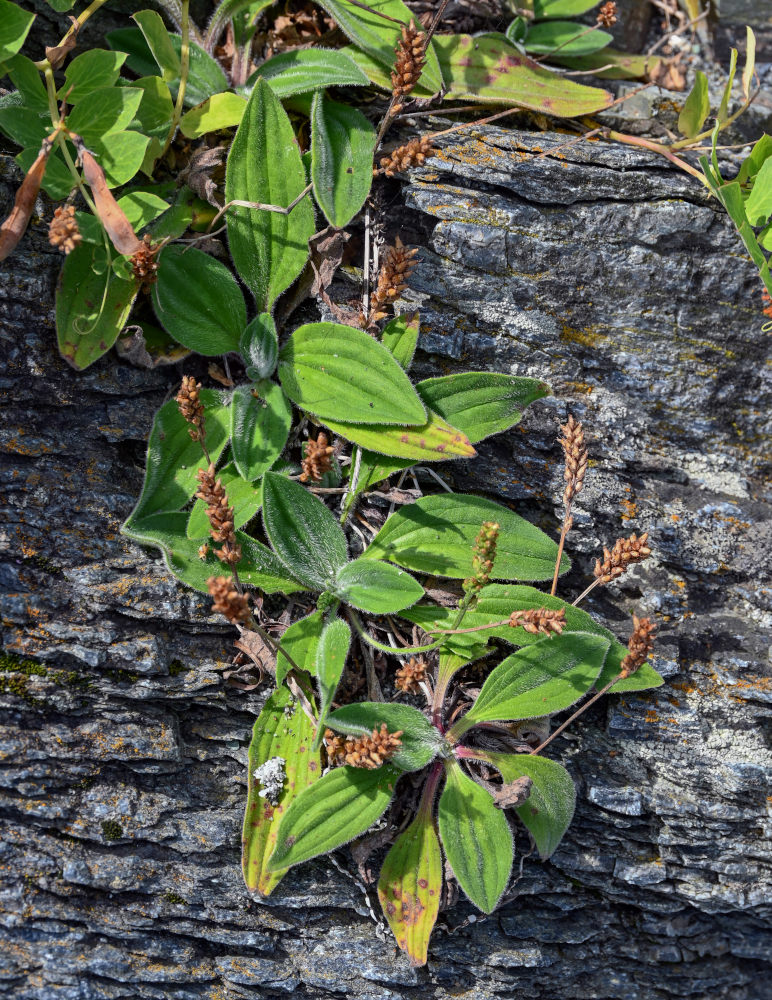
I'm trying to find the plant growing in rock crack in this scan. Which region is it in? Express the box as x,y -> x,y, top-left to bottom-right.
6,0 -> 766,969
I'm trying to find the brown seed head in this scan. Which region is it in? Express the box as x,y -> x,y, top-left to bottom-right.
559,414 -> 588,508
378,135 -> 436,177
299,433 -> 334,483
620,614 -> 656,677
176,376 -> 206,443
48,205 -> 82,255
196,464 -> 242,565
325,724 -> 403,769
463,521 -> 499,596
207,576 -> 250,624
594,531 -> 652,584
391,19 -> 426,100
131,234 -> 159,290
395,656 -> 428,694
367,237 -> 419,325
509,606 -> 566,636
597,1 -> 618,28
323,728 -> 349,766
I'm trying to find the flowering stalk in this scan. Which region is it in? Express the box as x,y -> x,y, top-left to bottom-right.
551,414 -> 587,596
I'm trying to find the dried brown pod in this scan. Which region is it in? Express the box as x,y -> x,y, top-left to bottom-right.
0,137 -> 53,262
131,234 -> 160,290
176,376 -> 206,444
367,237 -> 419,325
596,1 -> 618,28
559,414 -> 588,509
71,133 -> 143,256
208,576 -> 250,624
196,465 -> 242,565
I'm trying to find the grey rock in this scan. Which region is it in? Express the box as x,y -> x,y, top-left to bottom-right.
2,112 -> 772,1000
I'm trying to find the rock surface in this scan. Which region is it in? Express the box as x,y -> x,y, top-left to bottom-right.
1,120 -> 771,1000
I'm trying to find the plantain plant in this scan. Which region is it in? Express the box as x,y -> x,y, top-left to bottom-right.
0,0 -> 761,971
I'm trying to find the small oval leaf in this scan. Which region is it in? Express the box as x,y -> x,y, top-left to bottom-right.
231,381 -> 292,481
311,92 -> 376,228
334,558 -> 424,614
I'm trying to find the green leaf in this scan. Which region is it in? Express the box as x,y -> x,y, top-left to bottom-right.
433,34 -> 613,115
4,54 -> 48,111
243,685 -> 322,895
66,86 -> 143,142
44,0 -> 74,10
0,105 -> 48,148
123,511 -> 306,595
438,761 -> 513,912
326,703 -> 444,773
552,48 -> 663,81
416,372 -> 550,444
179,92 -> 247,138
56,245 -> 138,371
745,157 -> 772,227
60,50 -> 127,102
678,70 -> 709,140
276,610 -> 324,685
532,0 -> 599,16
278,322 -> 426,426
262,472 -> 348,589
484,752 -> 575,860
334,558 -> 423,614
245,47 -> 370,99
231,381 -> 292,481
106,27 -> 228,107
90,130 -> 150,187
268,764 -> 399,870
378,813 -> 442,967
459,632 -> 610,729
125,391 -> 230,521
132,10 -> 181,81
324,410 -> 476,462
310,92 -> 376,228
240,313 -> 278,379
153,245 -> 246,354
742,27 -> 756,102
186,462 -> 263,539
116,189 -> 170,231
738,133 -> 772,186
314,617 -> 352,744
317,0 -> 443,93
525,21 -> 612,56
717,47 -> 737,125
381,312 -> 419,369
0,0 -> 35,63
364,493 -> 568,582
225,78 -> 314,311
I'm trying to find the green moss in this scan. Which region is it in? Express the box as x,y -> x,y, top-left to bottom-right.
163,891 -> 185,905
0,652 -> 47,676
51,669 -> 91,691
105,668 -> 140,684
101,820 -> 123,841
168,660 -> 188,677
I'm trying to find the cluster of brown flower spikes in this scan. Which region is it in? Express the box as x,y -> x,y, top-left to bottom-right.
324,723 -> 403,769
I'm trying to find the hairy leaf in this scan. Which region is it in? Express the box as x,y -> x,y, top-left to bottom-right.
241,313 -> 279,379
243,685 -> 322,895
153,245 -> 246,354
278,322 -> 426,425
225,79 -> 314,311
416,372 -> 550,444
364,493 -> 568,581
326,703 -> 444,773
314,617 -> 351,743
438,761 -> 513,912
334,558 -> 423,614
311,93 -> 376,228
484,752 -> 575,859
276,610 -> 324,686
262,472 -> 348,589
459,632 -> 610,729
322,411 -> 475,461
525,21 -> 612,57
381,312 -> 419,369
246,47 -> 370,98
378,813 -> 442,966
231,381 -> 292,481
268,764 -> 399,870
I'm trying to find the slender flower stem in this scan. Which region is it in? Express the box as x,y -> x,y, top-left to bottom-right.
416,760 -> 444,821
573,577 -> 601,606
529,674 -> 621,756
550,517 -> 569,597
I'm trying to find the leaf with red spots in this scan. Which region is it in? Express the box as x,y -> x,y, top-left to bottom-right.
321,409 -> 475,462
242,684 -> 321,896
378,812 -> 442,966
433,33 -> 613,116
